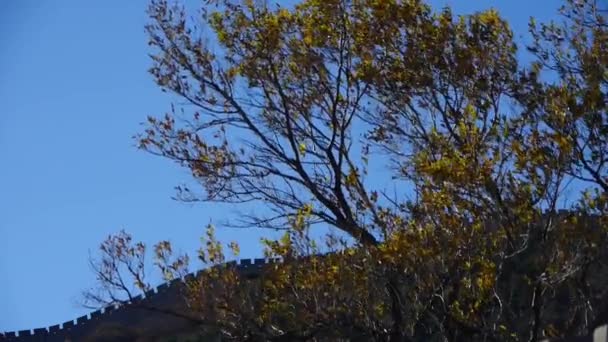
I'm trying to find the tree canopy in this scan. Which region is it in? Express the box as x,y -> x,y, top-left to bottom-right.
86,0 -> 607,341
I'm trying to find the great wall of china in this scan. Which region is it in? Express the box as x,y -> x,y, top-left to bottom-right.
0,258 -> 275,342
2,211 -> 607,341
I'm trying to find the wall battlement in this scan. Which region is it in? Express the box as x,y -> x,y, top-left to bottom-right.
0,258 -> 277,341
1,211 -> 604,341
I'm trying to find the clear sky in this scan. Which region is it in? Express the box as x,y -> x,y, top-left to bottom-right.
0,0 -> 562,333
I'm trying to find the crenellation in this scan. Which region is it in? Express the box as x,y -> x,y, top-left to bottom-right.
90,310 -> 102,319
253,258 -> 266,265
144,288 -> 156,298
76,315 -> 88,325
131,294 -> 144,303
62,320 -> 74,329
168,278 -> 181,288
1,257 -> 272,340
33,328 -> 47,335
102,304 -> 115,314
4,249 -> 604,341
16,331 -> 29,337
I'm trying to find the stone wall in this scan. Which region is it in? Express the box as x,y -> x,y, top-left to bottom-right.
1,211 -> 605,341
0,258 -> 275,342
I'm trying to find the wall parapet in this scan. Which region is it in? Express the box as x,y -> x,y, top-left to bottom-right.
0,258 -> 277,341
1,211 -> 604,341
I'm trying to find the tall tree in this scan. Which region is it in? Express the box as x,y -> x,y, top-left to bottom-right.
86,0 -> 607,341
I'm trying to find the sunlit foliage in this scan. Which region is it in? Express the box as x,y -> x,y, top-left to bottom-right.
86,0 -> 607,340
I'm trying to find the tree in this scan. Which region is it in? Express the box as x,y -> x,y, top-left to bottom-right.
86,0 -> 607,341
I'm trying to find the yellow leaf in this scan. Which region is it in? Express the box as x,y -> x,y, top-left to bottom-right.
299,142 -> 306,155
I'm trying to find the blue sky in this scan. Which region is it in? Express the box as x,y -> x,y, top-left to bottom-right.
0,0 -> 563,333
